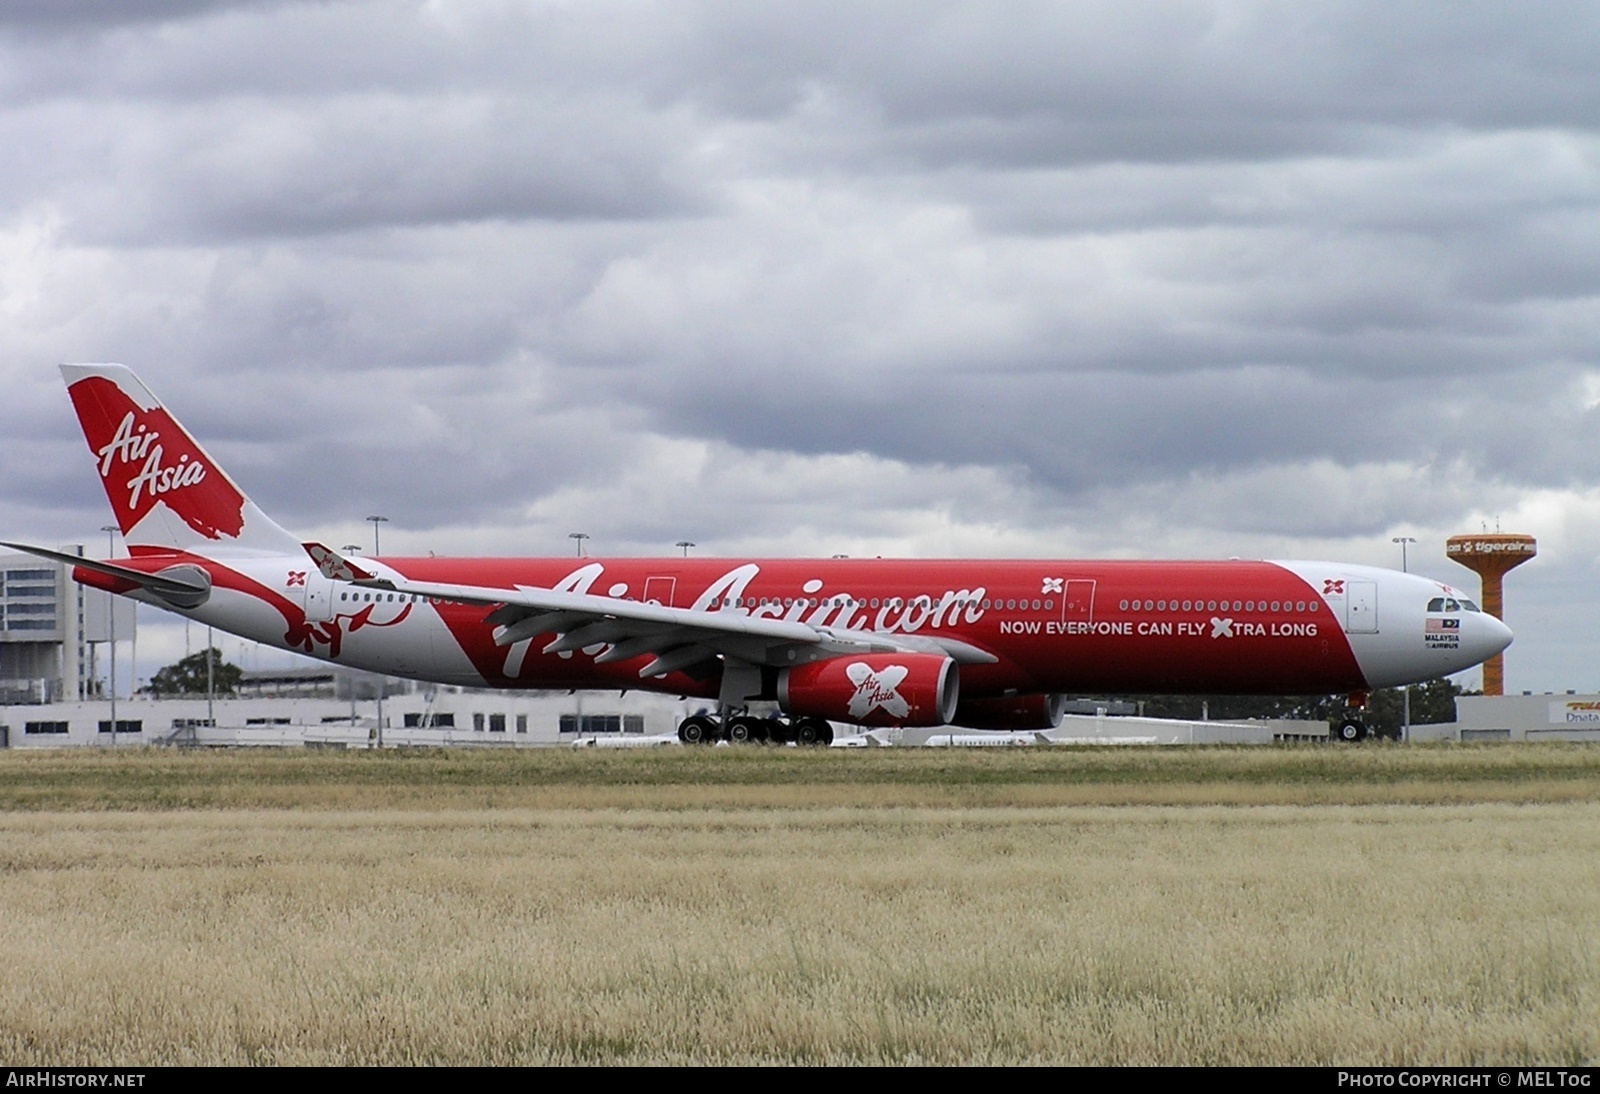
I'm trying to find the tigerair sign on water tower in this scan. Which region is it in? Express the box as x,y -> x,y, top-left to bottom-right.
1445,532 -> 1536,696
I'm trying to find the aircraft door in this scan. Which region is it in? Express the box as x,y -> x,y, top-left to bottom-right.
1060,580 -> 1096,623
301,570 -> 337,623
643,576 -> 677,608
1344,580 -> 1378,634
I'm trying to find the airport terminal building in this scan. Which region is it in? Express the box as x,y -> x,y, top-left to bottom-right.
0,684 -> 696,749
0,547 -> 134,706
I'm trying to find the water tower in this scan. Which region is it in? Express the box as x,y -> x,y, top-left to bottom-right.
1445,532 -> 1536,695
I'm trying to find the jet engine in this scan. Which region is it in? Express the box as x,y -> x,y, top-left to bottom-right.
952,693 -> 1067,731
779,652 -> 959,728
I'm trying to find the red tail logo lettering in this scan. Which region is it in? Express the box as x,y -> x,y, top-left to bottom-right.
69,377 -> 246,541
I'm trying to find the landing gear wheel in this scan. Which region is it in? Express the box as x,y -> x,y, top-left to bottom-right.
726,715 -> 762,744
793,717 -> 833,746
678,715 -> 720,744
1334,719 -> 1367,743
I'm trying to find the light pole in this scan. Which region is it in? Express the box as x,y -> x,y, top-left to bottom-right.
569,532 -> 589,557
363,520 -> 389,745
206,625 -> 214,730
676,541 -> 695,557
101,526 -> 118,746
1393,536 -> 1417,742
1392,536 -> 1415,575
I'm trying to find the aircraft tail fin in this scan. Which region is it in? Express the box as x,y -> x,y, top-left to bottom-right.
60,364 -> 302,557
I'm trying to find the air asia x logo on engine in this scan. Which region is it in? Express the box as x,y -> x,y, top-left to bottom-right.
845,662 -> 911,719
71,376 -> 246,540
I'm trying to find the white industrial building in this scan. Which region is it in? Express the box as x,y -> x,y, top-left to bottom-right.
0,547 -> 134,705
0,681 -> 701,749
1450,694 -> 1600,742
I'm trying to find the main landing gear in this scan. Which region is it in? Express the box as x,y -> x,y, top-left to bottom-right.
676,714 -> 834,746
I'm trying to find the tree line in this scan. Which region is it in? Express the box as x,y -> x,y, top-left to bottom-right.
1106,677 -> 1465,734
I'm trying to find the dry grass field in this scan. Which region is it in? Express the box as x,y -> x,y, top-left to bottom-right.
0,744 -> 1596,1065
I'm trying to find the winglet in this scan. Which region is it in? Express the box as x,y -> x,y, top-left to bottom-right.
304,542 -> 375,582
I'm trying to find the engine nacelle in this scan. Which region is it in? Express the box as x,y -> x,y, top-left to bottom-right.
952,693 -> 1067,731
779,653 -> 959,728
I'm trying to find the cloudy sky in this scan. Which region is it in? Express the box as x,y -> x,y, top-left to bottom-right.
2,0 -> 1596,693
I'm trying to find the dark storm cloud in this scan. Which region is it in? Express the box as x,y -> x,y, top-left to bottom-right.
853,5 -> 1600,137
0,1 -> 287,31
608,346 -> 1600,521
2,96 -> 703,245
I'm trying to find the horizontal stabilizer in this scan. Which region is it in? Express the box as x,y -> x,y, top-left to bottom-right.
0,541 -> 212,609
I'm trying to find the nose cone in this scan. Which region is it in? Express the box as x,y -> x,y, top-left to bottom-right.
1469,614 -> 1514,664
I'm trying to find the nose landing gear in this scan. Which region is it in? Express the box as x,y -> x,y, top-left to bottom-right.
1334,718 -> 1368,742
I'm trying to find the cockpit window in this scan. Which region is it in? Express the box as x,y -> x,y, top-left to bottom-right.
1427,596 -> 1480,613
1460,599 -> 1480,612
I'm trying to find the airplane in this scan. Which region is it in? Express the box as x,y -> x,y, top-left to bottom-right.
570,732 -> 680,749
4,365 -> 1513,744
921,730 -> 1045,747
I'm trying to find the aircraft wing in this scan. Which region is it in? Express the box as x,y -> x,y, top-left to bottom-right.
351,571 -> 996,677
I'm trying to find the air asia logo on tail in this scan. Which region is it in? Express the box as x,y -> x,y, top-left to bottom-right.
69,377 -> 246,541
